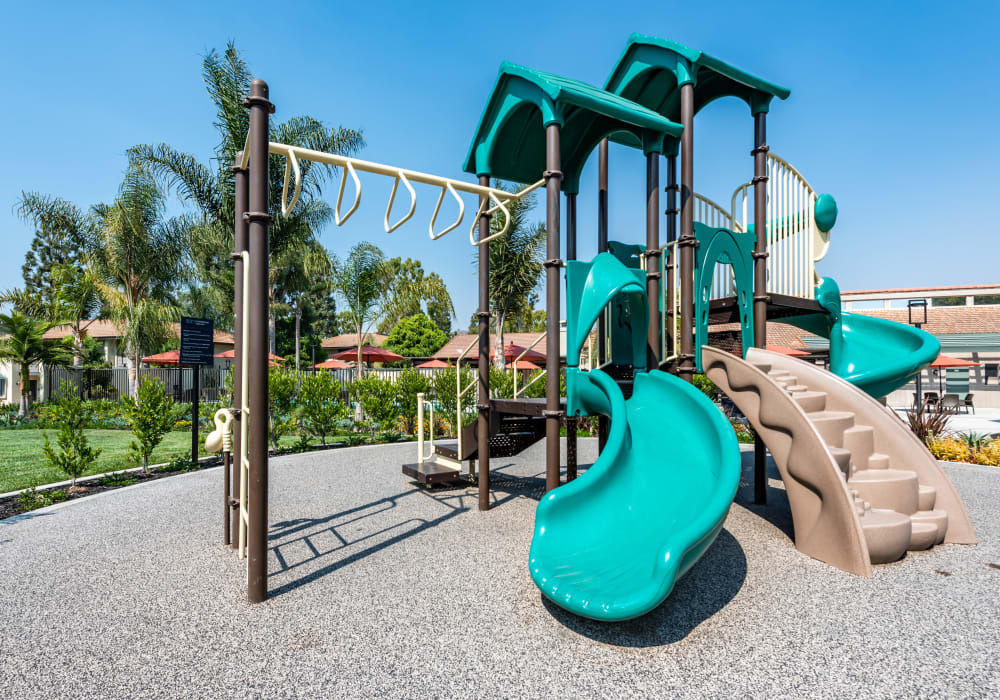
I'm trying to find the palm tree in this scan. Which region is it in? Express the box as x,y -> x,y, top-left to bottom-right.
90,169 -> 187,395
473,181 -> 546,367
128,42 -> 364,333
378,257 -> 455,334
0,312 -> 74,415
271,239 -> 333,371
330,243 -> 388,378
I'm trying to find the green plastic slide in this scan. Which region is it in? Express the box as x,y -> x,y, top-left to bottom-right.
784,277 -> 940,398
528,252 -> 740,621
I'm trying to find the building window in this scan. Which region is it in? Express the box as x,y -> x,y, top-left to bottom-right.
0,376 -> 5,399
933,295 -> 965,307
986,364 -> 998,384
974,295 -> 1000,306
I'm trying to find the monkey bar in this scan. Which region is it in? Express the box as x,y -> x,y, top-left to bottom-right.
255,140 -> 544,246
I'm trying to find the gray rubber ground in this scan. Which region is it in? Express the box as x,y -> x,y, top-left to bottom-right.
1,439 -> 998,698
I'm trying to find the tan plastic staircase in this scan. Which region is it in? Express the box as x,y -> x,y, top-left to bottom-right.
702,346 -> 976,576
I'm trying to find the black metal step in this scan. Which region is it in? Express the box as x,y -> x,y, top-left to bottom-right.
401,462 -> 463,485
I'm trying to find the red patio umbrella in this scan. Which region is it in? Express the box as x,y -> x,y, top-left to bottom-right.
766,344 -> 809,357
416,359 -> 451,369
214,349 -> 286,365
928,354 -> 980,395
310,358 -> 352,370
330,345 -> 405,363
141,350 -> 182,366
507,359 -> 541,370
491,343 -> 545,363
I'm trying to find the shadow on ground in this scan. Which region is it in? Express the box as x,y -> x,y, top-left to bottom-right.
734,449 -> 794,541
542,529 -> 747,647
265,462 -> 574,598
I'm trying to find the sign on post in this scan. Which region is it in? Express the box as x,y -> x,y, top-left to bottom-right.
180,317 -> 215,464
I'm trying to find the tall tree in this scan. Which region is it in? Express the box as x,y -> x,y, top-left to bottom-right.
271,240 -> 332,370
473,181 -> 546,366
330,243 -> 388,378
378,257 -> 455,333
90,169 -> 188,394
16,193 -> 94,312
128,42 -> 364,335
0,312 -> 74,415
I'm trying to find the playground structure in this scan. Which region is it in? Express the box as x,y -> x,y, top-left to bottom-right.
204,34 -> 975,615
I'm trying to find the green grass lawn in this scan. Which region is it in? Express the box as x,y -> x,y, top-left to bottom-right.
0,430 -> 204,493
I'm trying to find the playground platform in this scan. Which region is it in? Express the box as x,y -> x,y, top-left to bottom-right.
2,440 -> 998,697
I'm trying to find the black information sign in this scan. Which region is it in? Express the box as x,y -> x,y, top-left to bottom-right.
180,317 -> 215,366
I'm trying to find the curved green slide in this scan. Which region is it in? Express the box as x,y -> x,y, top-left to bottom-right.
784,277 -> 940,398
528,252 -> 741,621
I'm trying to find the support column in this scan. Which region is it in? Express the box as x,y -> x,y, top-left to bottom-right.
597,139 -> 609,453
477,175 -> 491,512
664,152 -> 678,359
752,112 -> 769,505
565,192 -> 577,480
645,153 -> 661,366
230,156 -> 248,549
244,79 -> 272,603
544,124 -> 562,493
678,83 -> 696,383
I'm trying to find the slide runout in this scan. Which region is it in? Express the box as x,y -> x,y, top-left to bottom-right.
757,349 -> 975,546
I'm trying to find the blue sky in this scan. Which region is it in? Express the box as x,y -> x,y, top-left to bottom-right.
2,0 -> 997,330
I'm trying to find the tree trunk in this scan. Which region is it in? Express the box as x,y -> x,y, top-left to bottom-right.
269,314 -> 277,355
294,297 -> 302,373
72,327 -> 83,367
356,323 -> 364,380
494,311 -> 506,369
18,364 -> 29,417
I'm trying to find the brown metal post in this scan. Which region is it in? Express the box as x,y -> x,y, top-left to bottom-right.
477,174 -> 491,512
565,192 -> 577,480
245,79 -> 272,603
597,139 -> 609,453
664,153 -> 678,359
230,155 -> 248,549
753,112 -> 769,505
645,153 -> 661,366
678,83 -> 696,383
544,124 -> 562,492
223,450 -> 231,545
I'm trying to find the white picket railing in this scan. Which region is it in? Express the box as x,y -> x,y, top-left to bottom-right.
692,193 -> 740,301
731,152 -> 819,299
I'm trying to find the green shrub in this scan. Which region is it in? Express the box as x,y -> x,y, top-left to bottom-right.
268,366 -> 299,448
490,366 -> 514,399
429,367 -> 477,435
17,484 -> 68,512
123,377 -> 176,472
693,374 -> 718,401
351,376 -> 398,432
295,371 -> 345,445
41,381 -> 102,486
394,368 -> 431,435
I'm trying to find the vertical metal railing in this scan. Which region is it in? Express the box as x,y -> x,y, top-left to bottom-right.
731,152 -> 819,299
236,250 -> 251,562
513,333 -> 546,398
455,337 -> 477,461
415,393 -> 435,466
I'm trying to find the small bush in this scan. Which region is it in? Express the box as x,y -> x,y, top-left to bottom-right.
731,419 -> 755,444
351,376 -> 398,432
907,398 -> 955,443
100,471 -> 137,487
974,440 -> 1000,466
297,371 -> 345,445
693,374 -> 718,401
394,368 -> 430,435
926,436 -> 972,463
41,381 -> 103,487
123,377 -> 176,472
17,484 -> 68,512
268,366 -> 299,449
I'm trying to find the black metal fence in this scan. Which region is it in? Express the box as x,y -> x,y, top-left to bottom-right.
46,366 -> 233,403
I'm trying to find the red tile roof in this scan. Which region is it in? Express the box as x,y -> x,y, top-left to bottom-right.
435,333 -> 549,359
42,320 -> 234,345
842,283 -> 999,295
320,333 -> 388,349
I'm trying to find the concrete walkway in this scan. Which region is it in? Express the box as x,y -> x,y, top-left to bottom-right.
1,440 -> 999,698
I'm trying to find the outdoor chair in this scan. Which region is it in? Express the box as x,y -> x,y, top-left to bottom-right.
962,393 -> 975,414
940,394 -> 961,411
924,392 -> 939,407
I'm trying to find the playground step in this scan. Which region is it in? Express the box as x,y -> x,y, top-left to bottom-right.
859,507 -> 911,564
785,384 -> 810,394
401,460 -> 463,486
912,509 -> 948,545
918,484 -> 937,511
750,360 -> 772,374
868,453 -> 891,470
907,521 -> 939,551
848,469 -> 919,515
842,425 -> 875,469
828,446 -> 852,476
807,410 -> 856,447
791,390 -> 827,413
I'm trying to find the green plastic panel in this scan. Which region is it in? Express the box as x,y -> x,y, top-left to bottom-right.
692,223 -> 755,370
605,34 -> 790,121
464,62 -> 683,193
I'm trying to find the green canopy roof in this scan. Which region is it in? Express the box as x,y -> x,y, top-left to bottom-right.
605,34 -> 791,120
463,62 -> 683,194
